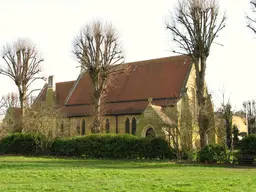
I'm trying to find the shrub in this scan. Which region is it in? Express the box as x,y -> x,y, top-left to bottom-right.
237,134 -> 256,165
198,144 -> 226,163
142,137 -> 175,159
180,150 -> 197,161
52,134 -> 175,160
239,134 -> 256,155
0,133 -> 175,159
50,137 -> 78,156
0,133 -> 39,155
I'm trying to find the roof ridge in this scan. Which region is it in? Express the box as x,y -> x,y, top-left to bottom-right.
151,104 -> 162,110
179,60 -> 193,97
149,104 -> 174,126
123,54 -> 190,66
56,80 -> 76,84
64,73 -> 84,105
33,83 -> 48,104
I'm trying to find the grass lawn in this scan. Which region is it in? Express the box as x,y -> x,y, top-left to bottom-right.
0,156 -> 255,192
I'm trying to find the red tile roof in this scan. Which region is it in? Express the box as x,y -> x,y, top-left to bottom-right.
35,55 -> 192,116
66,55 -> 192,105
33,84 -> 48,104
34,81 -> 75,107
62,55 -> 192,116
56,81 -> 75,107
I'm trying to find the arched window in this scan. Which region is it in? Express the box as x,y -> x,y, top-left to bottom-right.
145,128 -> 156,138
132,117 -> 136,135
60,121 -> 64,133
76,120 -> 80,135
125,118 -> 130,134
106,118 -> 110,133
82,119 -> 86,135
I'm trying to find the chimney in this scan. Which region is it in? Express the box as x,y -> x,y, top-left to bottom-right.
46,75 -> 55,107
47,75 -> 55,90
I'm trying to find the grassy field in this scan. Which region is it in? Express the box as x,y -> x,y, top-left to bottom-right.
0,156 -> 255,192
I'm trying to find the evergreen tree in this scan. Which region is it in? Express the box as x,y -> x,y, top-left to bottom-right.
232,125 -> 239,149
223,103 -> 232,149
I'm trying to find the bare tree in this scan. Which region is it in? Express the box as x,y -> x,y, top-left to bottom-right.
22,103 -> 69,152
0,93 -> 20,133
247,0 -> 256,34
166,0 -> 226,148
0,92 -> 19,116
0,39 -> 44,129
214,90 -> 235,163
72,20 -> 125,133
243,100 -> 256,134
0,93 -> 40,133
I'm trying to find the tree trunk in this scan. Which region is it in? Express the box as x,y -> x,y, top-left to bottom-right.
92,95 -> 101,134
196,56 -> 208,149
226,121 -> 232,149
199,114 -> 208,148
18,91 -> 26,132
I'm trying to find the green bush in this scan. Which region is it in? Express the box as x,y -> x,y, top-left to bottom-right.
142,137 -> 175,159
0,133 -> 175,160
237,134 -> 256,164
198,144 -> 226,163
180,150 -> 197,161
0,133 -> 39,155
239,134 -> 256,155
52,134 -> 175,160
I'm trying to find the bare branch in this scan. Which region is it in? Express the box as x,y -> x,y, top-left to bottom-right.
247,0 -> 256,34
166,0 -> 226,148
0,92 -> 20,116
0,39 -> 44,125
22,103 -> 69,152
72,20 -> 125,133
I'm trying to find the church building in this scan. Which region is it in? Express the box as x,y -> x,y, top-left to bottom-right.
34,55 -> 216,149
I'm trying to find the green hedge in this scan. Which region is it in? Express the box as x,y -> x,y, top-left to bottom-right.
198,144 -> 226,163
236,134 -> 256,164
0,133 -> 175,160
0,133 -> 39,155
239,134 -> 256,156
51,134 -> 175,159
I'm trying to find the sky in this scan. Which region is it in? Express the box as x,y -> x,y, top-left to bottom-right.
0,0 -> 254,111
